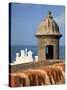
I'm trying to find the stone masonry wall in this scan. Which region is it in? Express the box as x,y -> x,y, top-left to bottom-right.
37,36 -> 59,61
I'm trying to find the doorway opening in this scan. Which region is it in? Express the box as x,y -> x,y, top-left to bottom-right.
45,45 -> 53,59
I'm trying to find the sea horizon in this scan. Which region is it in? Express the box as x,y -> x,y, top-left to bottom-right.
10,45 -> 65,63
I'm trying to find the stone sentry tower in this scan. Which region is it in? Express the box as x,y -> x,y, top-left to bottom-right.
35,11 -> 62,61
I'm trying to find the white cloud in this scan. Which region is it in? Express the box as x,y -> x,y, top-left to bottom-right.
54,12 -> 65,46
54,12 -> 65,29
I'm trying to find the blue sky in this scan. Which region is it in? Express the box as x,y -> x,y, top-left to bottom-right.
10,3 -> 65,46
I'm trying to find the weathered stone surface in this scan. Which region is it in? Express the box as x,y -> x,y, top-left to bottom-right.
9,74 -> 20,87
35,11 -> 61,36
10,60 -> 64,73
35,12 -> 62,61
9,62 -> 65,87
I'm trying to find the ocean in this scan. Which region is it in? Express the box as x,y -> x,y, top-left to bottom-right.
10,45 -> 65,63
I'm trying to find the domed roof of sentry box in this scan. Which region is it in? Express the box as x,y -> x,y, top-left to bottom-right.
35,11 -> 60,36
